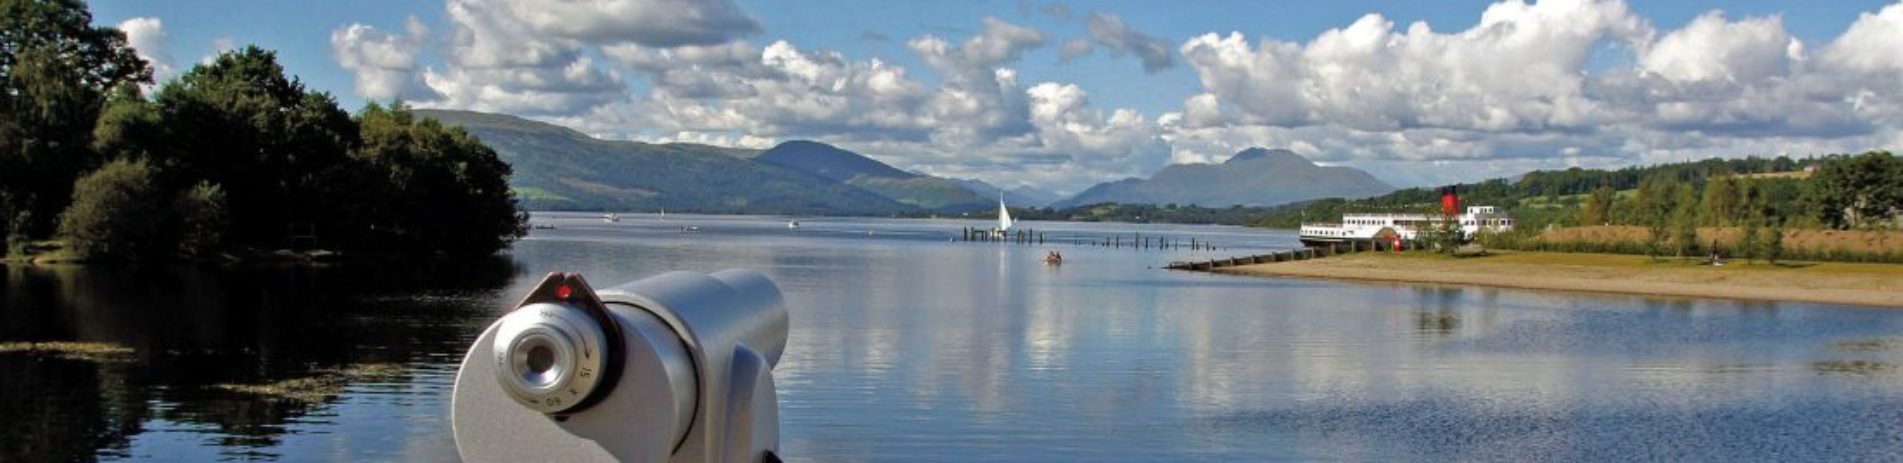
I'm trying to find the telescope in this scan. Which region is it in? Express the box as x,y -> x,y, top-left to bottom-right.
451,269 -> 790,462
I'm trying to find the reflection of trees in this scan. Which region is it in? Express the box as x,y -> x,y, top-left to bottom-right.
0,256 -> 518,459
0,356 -> 145,462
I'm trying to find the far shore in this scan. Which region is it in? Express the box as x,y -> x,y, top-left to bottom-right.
1214,251 -> 1903,308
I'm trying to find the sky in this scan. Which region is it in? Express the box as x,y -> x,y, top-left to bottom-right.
90,0 -> 1903,194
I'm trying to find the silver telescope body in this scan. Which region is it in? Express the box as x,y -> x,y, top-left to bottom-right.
451,269 -> 790,462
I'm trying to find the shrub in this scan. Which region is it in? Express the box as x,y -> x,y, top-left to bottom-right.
58,159 -> 166,259
173,181 -> 227,257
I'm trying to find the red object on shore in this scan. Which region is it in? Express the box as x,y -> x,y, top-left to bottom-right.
1440,186 -> 1459,217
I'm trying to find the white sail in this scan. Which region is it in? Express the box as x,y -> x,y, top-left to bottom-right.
997,194 -> 1013,231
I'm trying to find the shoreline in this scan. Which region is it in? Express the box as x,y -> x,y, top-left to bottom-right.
1213,251 -> 1903,309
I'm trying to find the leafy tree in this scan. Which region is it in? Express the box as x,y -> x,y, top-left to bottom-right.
1737,218 -> 1760,264
1580,185 -> 1614,226
1700,173 -> 1737,226
1763,218 -> 1785,264
1811,151 -> 1900,229
1634,174 -> 1678,258
173,181 -> 226,257
57,158 -> 164,258
0,0 -> 151,239
153,46 -> 357,246
350,103 -> 526,256
1670,183 -> 1699,258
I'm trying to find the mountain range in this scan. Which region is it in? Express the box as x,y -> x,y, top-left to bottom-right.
1055,148 -> 1395,208
417,109 -> 1393,214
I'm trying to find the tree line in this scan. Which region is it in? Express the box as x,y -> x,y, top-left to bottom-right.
1258,152 -> 1901,236
2,0 -> 525,261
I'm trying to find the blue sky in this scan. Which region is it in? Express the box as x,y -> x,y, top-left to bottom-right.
90,0 -> 1903,193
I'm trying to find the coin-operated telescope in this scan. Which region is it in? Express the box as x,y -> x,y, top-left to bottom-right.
452,269 -> 790,462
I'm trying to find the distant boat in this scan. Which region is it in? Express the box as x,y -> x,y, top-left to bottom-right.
658,208 -> 666,221
788,219 -> 800,229
991,193 -> 1014,238
602,213 -> 620,223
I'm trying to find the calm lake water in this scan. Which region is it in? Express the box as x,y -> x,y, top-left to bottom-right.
4,213 -> 1901,461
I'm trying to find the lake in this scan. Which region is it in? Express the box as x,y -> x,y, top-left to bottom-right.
3,213 -> 1901,461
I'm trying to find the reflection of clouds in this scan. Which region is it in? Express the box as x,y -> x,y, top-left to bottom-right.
515,216 -> 1903,460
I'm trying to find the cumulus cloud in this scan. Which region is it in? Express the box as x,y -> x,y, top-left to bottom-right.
1084,13 -> 1173,72
117,17 -> 173,81
413,0 -> 630,115
1169,0 -> 1903,183
331,0 -> 1903,191
496,0 -> 759,47
331,16 -> 435,101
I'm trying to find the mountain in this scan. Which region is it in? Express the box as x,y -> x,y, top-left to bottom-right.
756,140 -> 913,182
1055,148 -> 1395,208
951,178 -> 1058,207
415,109 -> 908,214
756,141 -> 991,211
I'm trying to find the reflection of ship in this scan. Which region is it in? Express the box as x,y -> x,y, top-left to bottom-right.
1297,187 -> 1513,247
602,213 -> 620,223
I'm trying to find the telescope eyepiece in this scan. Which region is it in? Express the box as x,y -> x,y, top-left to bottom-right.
492,301 -> 614,414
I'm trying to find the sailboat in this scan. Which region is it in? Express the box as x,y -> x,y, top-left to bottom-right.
992,193 -> 1014,238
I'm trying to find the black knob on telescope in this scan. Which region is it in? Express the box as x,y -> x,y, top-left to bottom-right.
489,273 -> 625,415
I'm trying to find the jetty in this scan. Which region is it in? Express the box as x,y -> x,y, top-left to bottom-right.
959,227 -> 1223,251
1166,240 -> 1381,271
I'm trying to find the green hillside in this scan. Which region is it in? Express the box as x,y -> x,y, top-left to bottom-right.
756,140 -> 991,211
416,110 -> 909,214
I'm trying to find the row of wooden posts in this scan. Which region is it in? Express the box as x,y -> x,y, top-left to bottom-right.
958,227 -> 1220,251
1166,240 -> 1383,271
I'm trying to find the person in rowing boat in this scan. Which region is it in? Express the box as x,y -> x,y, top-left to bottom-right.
1045,251 -> 1063,265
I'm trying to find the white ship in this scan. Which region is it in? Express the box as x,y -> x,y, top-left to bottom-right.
1298,188 -> 1513,247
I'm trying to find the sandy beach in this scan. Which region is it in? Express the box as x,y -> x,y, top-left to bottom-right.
1215,251 -> 1903,308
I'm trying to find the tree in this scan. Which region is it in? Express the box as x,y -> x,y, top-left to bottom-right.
1635,174 -> 1678,258
1700,173 -> 1737,226
1811,151 -> 1900,229
349,103 -> 526,256
153,46 -> 357,246
1580,185 -> 1614,226
1737,186 -> 1765,264
57,159 -> 165,258
1763,217 -> 1785,264
1671,183 -> 1699,259
0,0 -> 152,240
173,181 -> 227,257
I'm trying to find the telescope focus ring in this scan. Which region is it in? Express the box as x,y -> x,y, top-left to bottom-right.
492,302 -> 613,414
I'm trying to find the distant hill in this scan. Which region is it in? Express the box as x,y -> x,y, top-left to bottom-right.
951,178 -> 1058,207
757,140 -> 914,182
1056,148 -> 1394,208
756,140 -> 991,211
415,109 -> 908,214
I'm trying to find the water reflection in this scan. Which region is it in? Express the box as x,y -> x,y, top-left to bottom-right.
6,214 -> 1903,461
0,258 -> 518,461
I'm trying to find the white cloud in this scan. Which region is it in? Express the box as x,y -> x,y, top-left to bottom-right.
1169,0 -> 1903,184
1817,3 -> 1903,76
496,0 -> 759,47
333,0 -> 1903,191
331,16 -> 433,101
412,0 -> 630,115
117,17 -> 173,81
1640,12 -> 1797,83
1084,13 -> 1173,72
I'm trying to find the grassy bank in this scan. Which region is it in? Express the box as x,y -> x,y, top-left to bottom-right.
1481,225 -> 1903,264
1216,251 -> 1903,308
